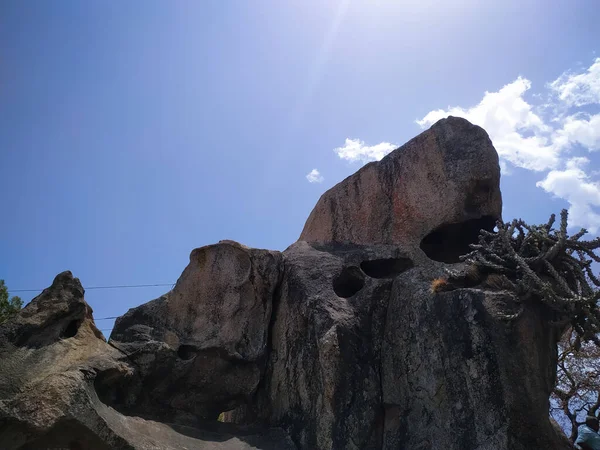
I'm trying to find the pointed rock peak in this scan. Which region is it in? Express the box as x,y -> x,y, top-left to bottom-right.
47,270 -> 85,296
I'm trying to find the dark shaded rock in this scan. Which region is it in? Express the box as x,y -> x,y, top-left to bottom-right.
360,257 -> 414,279
228,243 -> 571,449
299,116 -> 502,260
382,264 -> 569,449
420,215 -> 498,263
229,242 -> 409,449
109,241 -> 283,421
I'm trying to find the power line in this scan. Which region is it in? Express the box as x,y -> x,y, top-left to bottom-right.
9,283 -> 174,293
9,284 -> 174,328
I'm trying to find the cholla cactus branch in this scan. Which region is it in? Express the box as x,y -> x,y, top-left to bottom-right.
460,209 -> 600,343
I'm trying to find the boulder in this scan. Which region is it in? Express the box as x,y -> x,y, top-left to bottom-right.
109,240 -> 283,421
299,116 -> 503,263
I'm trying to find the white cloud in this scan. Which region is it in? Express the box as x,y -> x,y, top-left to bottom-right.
549,58 -> 600,107
306,168 -> 324,183
333,138 -> 397,164
536,157 -> 600,233
553,113 -> 600,152
499,160 -> 513,176
416,77 -> 560,171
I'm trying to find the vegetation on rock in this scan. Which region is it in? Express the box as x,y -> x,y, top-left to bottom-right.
438,209 -> 600,343
431,209 -> 600,442
0,280 -> 22,324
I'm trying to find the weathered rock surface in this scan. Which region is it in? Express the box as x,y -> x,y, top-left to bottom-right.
0,271 -> 295,449
0,117 -> 572,449
109,241 -> 283,422
300,116 -> 502,262
231,241 -> 415,449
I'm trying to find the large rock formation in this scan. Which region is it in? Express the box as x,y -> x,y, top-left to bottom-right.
0,117 -> 572,449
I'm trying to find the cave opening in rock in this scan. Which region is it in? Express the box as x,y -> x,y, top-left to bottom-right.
420,216 -> 497,263
94,368 -> 129,410
360,258 -> 414,279
177,344 -> 198,361
333,266 -> 365,298
60,320 -> 80,339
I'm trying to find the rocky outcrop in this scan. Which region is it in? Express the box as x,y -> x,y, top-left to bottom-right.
0,271 -> 295,449
0,117 -> 572,449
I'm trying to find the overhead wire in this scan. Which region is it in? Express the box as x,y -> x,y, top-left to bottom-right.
9,282 -> 177,333
9,283 -> 174,293
9,284 -> 175,329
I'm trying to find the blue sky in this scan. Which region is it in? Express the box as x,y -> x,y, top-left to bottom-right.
1,1 -> 599,335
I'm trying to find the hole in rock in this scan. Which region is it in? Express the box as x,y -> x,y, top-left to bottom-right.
177,344 -> 198,360
94,368 -> 131,410
360,258 -> 414,279
333,266 -> 365,298
12,317 -> 83,348
420,216 -> 497,264
60,320 -> 80,339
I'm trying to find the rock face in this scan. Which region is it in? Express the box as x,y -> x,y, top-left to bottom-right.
229,242 -> 409,449
228,246 -> 569,449
0,117 -> 572,449
382,266 -> 566,449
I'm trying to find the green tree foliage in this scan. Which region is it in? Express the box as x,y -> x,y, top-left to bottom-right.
0,279 -> 23,324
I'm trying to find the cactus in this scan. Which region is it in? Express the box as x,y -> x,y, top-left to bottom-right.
460,209 -> 600,344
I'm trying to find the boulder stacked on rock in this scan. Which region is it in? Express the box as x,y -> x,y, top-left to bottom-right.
109,241 -> 283,422
0,117 -> 572,450
300,116 -> 502,259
